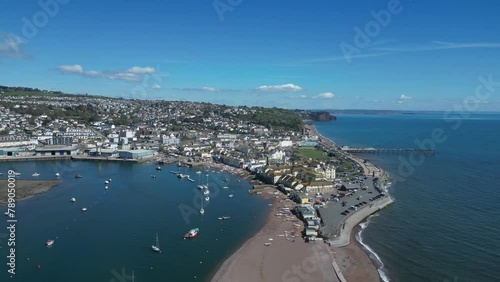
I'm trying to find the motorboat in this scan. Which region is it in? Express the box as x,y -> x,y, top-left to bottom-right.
197,185 -> 204,190
32,172 -> 40,177
75,174 -> 82,178
151,175 -> 156,178
218,216 -> 230,220
187,178 -> 195,182
46,240 -> 54,247
151,233 -> 161,253
156,166 -> 162,171
223,186 -> 229,189
55,173 -> 60,177
105,186 -> 109,190
184,228 -> 199,239
104,180 -> 109,184
70,198 -> 76,203
203,190 -> 210,196
200,208 -> 204,215
228,194 -> 234,198
82,208 -> 87,212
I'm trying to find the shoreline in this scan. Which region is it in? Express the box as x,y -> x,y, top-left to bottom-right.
0,179 -> 62,207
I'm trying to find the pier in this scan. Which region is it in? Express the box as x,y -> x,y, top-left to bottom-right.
342,148 -> 435,154
0,155 -> 71,162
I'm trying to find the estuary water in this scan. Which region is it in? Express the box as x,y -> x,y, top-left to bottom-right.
0,161 -> 269,282
314,113 -> 500,282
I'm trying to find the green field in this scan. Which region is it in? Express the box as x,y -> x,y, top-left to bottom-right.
294,147 -> 330,161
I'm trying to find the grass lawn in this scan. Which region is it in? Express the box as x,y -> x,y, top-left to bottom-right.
294,147 -> 330,161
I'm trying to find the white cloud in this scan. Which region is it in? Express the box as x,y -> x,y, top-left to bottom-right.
151,84 -> 162,90
201,86 -> 219,92
127,66 -> 156,74
256,83 -> 303,93
57,65 -> 84,74
0,33 -> 30,59
314,92 -> 335,99
55,64 -> 157,82
400,94 -> 412,100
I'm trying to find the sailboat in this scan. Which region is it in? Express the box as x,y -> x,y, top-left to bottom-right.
151,233 -> 161,253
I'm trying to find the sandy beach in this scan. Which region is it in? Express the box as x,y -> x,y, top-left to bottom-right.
210,193 -> 339,282
0,179 -> 62,206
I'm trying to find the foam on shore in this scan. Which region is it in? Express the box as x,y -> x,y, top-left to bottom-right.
356,215 -> 390,282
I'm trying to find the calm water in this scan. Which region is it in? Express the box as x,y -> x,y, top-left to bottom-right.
315,113 -> 500,282
0,161 -> 269,281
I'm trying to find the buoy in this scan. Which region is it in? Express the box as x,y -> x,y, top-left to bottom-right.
37,264 -> 40,269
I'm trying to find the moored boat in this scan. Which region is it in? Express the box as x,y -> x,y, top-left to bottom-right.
32,172 -> 40,177
184,228 -> 199,239
70,198 -> 76,203
82,208 -> 87,212
75,174 -> 82,178
228,194 -> 234,198
156,166 -> 162,171
46,240 -> 54,247
55,173 -> 60,177
151,233 -> 161,253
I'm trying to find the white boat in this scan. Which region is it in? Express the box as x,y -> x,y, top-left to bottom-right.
32,172 -> 40,177
218,216 -> 230,220
223,186 -> 229,189
46,240 -> 55,247
70,198 -> 76,203
105,186 -> 109,190
151,233 -> 161,253
205,196 -> 210,201
197,185 -> 204,190
108,179 -> 112,182
196,171 -> 202,174
264,243 -> 272,246
55,173 -> 60,177
228,194 -> 234,198
82,208 -> 87,212
200,196 -> 205,215
104,180 -> 109,184
203,190 -> 210,196
187,178 -> 195,183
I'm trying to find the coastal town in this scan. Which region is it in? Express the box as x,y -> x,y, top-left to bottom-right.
0,86 -> 392,281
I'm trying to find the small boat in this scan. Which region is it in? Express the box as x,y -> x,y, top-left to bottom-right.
105,186 -> 109,190
108,179 -> 112,182
200,208 -> 204,215
223,186 -> 229,189
184,228 -> 199,239
187,178 -> 195,183
75,174 -> 82,179
55,173 -> 60,177
151,175 -> 156,178
104,180 -> 109,184
205,196 -> 210,201
156,166 -> 162,171
32,172 -> 40,177
151,233 -> 161,253
197,185 -> 204,190
46,240 -> 54,247
82,208 -> 87,212
264,243 -> 272,246
170,171 -> 180,174
177,174 -> 189,179
203,190 -> 210,196
218,216 -> 230,220
70,198 -> 76,203
196,171 -> 202,174
237,179 -> 241,183
228,194 -> 234,198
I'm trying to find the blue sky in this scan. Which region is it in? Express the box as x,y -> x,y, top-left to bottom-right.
1,0 -> 500,111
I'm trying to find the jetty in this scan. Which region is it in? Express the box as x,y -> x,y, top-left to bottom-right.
342,148 -> 435,154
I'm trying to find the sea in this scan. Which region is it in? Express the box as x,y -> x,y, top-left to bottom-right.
314,113 -> 500,282
0,161 -> 270,282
